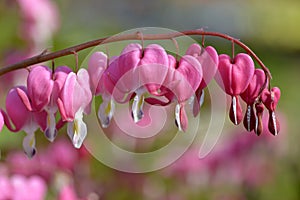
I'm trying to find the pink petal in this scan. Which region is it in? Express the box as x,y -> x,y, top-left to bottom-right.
172,55 -> 202,102
241,69 -> 266,104
59,72 -> 76,121
27,176 -> 47,200
0,111 -> 3,132
216,53 -> 255,96
261,87 -> 281,111
52,66 -> 72,104
140,44 -> 169,94
88,52 -> 108,95
27,66 -> 53,111
6,87 -> 31,131
186,44 -> 219,90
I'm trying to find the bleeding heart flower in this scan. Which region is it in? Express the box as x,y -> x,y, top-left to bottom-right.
3,86 -> 47,158
215,53 -> 255,125
164,54 -> 203,132
186,44 -> 219,117
87,51 -> 108,95
101,43 -> 169,124
27,65 -> 72,142
261,87 -> 281,135
240,69 -> 267,132
57,69 -> 92,148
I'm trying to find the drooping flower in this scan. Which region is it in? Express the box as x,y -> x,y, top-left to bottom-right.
87,51 -> 115,128
57,69 -> 92,148
261,87 -> 281,135
240,69 -> 267,132
215,53 -> 255,125
3,86 -> 47,158
164,54 -> 203,132
186,44 -> 219,117
94,43 -> 169,126
27,65 -> 72,142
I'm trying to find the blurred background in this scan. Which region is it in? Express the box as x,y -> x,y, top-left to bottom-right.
0,0 -> 299,199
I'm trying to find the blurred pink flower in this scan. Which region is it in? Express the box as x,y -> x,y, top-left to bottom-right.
17,0 -> 60,50
0,174 -> 47,200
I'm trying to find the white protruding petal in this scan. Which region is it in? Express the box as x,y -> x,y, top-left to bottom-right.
199,90 -> 205,107
175,103 -> 182,131
232,96 -> 237,125
67,109 -> 87,149
44,111 -> 57,142
22,133 -> 36,158
272,111 -> 278,135
246,105 -> 251,132
98,97 -> 115,128
132,93 -> 145,123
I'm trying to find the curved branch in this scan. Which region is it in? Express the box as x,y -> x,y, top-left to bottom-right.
0,29 -> 272,80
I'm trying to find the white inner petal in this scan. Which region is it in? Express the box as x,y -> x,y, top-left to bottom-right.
175,103 -> 182,131
246,105 -> 251,131
67,109 -> 87,148
22,133 -> 36,158
132,93 -> 145,123
232,96 -> 237,125
272,111 -> 278,135
98,97 -> 115,128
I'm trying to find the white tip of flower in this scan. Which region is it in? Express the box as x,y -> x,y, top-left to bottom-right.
131,93 -> 144,123
44,112 -> 57,142
246,105 -> 251,132
175,103 -> 183,131
272,111 -> 278,136
98,98 -> 115,128
22,133 -> 36,158
232,96 -> 238,125
199,90 -> 205,107
67,111 -> 87,149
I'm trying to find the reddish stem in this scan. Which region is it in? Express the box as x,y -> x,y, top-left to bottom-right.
0,29 -> 272,81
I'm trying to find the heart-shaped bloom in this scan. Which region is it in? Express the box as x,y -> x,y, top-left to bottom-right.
87,51 -> 115,128
57,68 -> 92,148
4,86 -> 47,158
261,87 -> 281,135
216,53 -> 255,125
241,69 -> 267,132
27,65 -> 72,141
186,44 -> 219,117
98,43 -> 169,125
163,54 -> 203,132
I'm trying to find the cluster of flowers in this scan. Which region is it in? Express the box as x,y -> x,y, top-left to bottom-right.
0,42 -> 280,157
0,139 -> 93,200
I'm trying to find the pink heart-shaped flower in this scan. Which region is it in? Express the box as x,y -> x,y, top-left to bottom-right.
240,69 -> 267,132
261,87 -> 281,135
241,69 -> 267,105
261,87 -> 281,111
216,53 -> 255,96
186,44 -> 219,90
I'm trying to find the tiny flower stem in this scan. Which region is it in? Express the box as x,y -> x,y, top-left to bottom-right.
72,51 -> 79,72
0,29 -> 272,81
137,31 -> 144,50
201,35 -> 205,47
231,39 -> 235,60
171,38 -> 179,61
